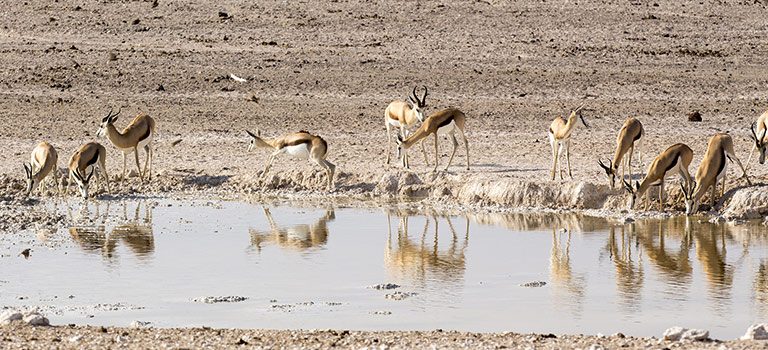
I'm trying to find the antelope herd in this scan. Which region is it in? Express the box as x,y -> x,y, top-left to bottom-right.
19,87 -> 768,216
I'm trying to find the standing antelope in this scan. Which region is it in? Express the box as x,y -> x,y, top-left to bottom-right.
68,142 -> 110,199
682,133 -> 751,215
385,86 -> 430,168
96,109 -> 156,184
395,107 -> 469,172
23,142 -> 59,196
622,143 -> 693,211
598,117 -> 644,188
548,104 -> 588,180
746,110 -> 768,167
246,130 -> 336,191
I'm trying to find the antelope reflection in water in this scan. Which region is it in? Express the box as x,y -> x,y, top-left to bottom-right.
605,225 -> 644,310
550,226 -> 586,316
249,207 -> 335,252
67,201 -> 154,261
384,209 -> 469,289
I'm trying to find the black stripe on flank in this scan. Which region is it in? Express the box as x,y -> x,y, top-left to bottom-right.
716,149 -> 726,177
663,151 -> 679,173
285,139 -> 311,147
85,152 -> 99,167
633,132 -> 642,142
138,125 -> 151,143
437,116 -> 454,129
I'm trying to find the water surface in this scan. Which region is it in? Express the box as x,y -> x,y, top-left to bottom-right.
1,199 -> 766,338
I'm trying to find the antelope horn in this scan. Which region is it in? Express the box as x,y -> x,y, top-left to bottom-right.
622,179 -> 634,192
420,85 -> 428,106
246,130 -> 257,138
85,167 -> 95,182
411,86 -> 420,106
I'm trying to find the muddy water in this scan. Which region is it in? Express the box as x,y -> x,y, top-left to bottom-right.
1,199 -> 767,338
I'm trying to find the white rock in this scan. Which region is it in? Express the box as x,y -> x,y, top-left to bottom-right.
741,323 -> 768,340
0,310 -> 23,325
68,335 -> 83,342
588,344 -> 605,350
130,320 -> 153,328
22,312 -> 49,326
662,326 -> 709,341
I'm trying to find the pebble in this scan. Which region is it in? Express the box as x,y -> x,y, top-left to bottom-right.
130,320 -> 153,329
192,296 -> 248,304
384,292 -> 418,300
520,281 -> 547,288
369,283 -> 400,290
662,327 -> 709,341
741,323 -> 768,340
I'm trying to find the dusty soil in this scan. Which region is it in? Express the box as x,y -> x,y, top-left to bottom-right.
1,0 -> 768,219
2,324 -> 768,350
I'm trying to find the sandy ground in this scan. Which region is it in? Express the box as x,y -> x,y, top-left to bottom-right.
2,324 -> 768,350
0,0 -> 767,216
2,0 -> 768,347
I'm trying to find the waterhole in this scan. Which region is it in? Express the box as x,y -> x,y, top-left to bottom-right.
1,199 -> 766,338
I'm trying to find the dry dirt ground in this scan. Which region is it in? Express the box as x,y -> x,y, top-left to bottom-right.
1,0 -> 768,217
2,0 -> 768,347
2,324 -> 768,350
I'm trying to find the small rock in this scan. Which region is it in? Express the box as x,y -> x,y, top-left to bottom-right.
372,311 -> 392,315
688,111 -> 702,122
369,283 -> 400,290
22,312 -> 50,326
709,216 -> 726,224
108,52 -> 117,61
612,332 -> 626,338
0,311 -> 23,325
171,139 -> 182,147
130,320 -> 153,329
156,84 -> 165,92
588,345 -> 605,350
520,281 -> 547,288
663,326 -> 709,341
68,335 -> 83,342
741,323 -> 768,340
193,296 -> 248,304
385,291 -> 417,300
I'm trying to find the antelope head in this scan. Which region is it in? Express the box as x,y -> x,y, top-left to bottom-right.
96,108 -> 121,137
246,129 -> 262,152
71,168 -> 95,199
568,103 -> 588,128
681,181 -> 698,215
751,122 -> 767,164
622,179 -> 641,210
597,158 -> 616,188
23,163 -> 36,196
407,86 -> 428,122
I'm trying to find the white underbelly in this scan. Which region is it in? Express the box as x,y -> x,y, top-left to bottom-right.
138,133 -> 153,149
437,121 -> 456,135
284,144 -> 310,158
387,118 -> 404,128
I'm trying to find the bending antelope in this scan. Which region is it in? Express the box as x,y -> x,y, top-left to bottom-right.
385,86 -> 430,168
395,107 -> 469,172
746,110 -> 768,167
23,142 -> 59,196
68,142 -> 110,199
96,109 -> 156,183
548,104 -> 588,180
682,133 -> 751,215
598,117 -> 644,188
622,143 -> 693,211
246,130 -> 336,191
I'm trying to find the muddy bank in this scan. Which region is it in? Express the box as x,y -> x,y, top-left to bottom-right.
1,168 -> 765,234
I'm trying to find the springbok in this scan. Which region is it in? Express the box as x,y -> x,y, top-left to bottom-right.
598,117 -> 644,188
246,130 -> 336,191
682,133 -> 751,215
68,142 -> 110,199
385,86 -> 430,168
548,104 -> 588,180
395,107 -> 469,172
96,109 -> 156,183
23,142 -> 59,196
622,143 -> 693,211
746,110 -> 768,167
